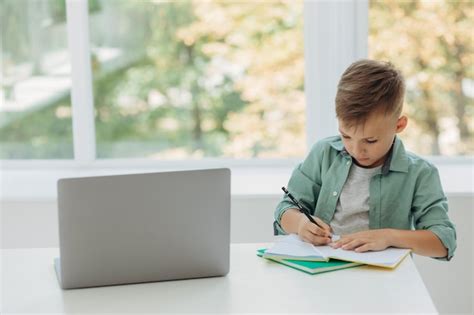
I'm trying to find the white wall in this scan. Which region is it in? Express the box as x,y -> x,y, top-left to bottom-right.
1,194 -> 472,314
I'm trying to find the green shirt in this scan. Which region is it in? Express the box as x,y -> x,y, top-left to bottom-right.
274,136 -> 457,260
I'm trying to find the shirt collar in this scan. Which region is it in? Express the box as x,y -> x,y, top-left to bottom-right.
329,136 -> 409,175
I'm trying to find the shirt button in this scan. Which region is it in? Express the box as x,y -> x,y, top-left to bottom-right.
333,191 -> 338,197
346,161 -> 351,165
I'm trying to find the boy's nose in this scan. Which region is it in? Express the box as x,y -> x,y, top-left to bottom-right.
353,144 -> 367,156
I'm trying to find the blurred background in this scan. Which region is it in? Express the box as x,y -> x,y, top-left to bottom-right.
1,0 -> 472,160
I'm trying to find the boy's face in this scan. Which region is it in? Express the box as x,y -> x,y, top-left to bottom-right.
338,112 -> 407,168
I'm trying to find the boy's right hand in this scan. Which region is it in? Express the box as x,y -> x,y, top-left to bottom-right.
297,214 -> 332,245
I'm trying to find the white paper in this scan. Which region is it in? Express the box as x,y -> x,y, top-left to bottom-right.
264,234 -> 324,259
317,245 -> 410,266
265,234 -> 410,267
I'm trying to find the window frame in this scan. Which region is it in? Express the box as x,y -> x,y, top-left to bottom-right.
66,0 -> 96,163
1,0 -> 472,200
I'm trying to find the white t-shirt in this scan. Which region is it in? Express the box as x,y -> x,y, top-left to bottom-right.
330,163 -> 382,235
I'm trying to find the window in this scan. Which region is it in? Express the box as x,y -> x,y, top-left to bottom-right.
90,0 -> 305,159
369,0 -> 473,156
0,0 -> 73,159
1,1 -> 471,200
1,0 -> 305,160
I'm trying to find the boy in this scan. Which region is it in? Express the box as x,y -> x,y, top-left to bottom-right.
274,59 -> 456,260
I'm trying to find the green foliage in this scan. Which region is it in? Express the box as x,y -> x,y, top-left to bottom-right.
1,0 -> 472,159
369,0 -> 473,155
0,99 -> 73,159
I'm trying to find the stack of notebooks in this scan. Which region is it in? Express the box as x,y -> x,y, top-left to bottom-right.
257,234 -> 411,275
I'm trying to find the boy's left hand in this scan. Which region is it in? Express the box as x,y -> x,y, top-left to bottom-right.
330,229 -> 392,252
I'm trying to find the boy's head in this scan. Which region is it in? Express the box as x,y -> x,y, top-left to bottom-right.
335,59 -> 407,168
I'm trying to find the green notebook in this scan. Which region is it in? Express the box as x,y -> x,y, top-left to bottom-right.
257,248 -> 363,275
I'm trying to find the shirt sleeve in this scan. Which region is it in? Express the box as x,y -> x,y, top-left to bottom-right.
411,164 -> 457,261
273,142 -> 324,235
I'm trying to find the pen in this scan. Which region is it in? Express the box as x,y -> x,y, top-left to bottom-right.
281,186 -> 331,237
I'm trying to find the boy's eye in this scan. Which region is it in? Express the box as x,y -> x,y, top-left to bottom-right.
366,139 -> 378,144
342,135 -> 350,139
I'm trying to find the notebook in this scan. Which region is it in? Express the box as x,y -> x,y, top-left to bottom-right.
263,234 -> 411,269
257,248 -> 362,275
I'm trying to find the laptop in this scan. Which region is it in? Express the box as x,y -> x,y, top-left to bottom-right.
54,168 -> 230,289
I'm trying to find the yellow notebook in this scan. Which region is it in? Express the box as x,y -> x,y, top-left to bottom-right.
263,234 -> 411,269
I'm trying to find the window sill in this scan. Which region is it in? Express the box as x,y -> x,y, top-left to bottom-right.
0,161 -> 295,201
0,158 -> 472,201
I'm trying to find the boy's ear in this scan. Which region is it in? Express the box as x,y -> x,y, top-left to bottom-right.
396,115 -> 408,133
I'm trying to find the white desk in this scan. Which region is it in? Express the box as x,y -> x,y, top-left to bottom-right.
1,244 -> 437,314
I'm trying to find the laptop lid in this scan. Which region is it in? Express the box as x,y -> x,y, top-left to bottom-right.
56,168 -> 230,289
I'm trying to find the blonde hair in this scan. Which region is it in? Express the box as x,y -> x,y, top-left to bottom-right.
335,59 -> 405,127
